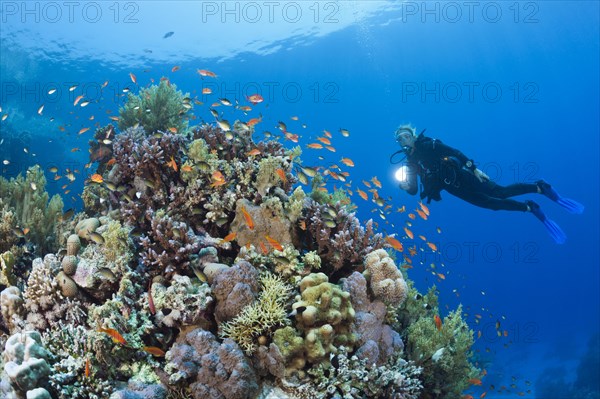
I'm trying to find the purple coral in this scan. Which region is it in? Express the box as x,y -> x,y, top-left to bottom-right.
210,260 -> 260,324
139,210 -> 201,278
302,199 -> 385,278
341,272 -> 404,366
165,329 -> 259,399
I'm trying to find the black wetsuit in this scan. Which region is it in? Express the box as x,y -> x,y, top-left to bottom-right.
402,133 -> 537,211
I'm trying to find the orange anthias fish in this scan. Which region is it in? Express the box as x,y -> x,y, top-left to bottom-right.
416,209 -> 428,220
276,168 -> 287,184
285,132 -> 299,142
202,87 -> 212,95
171,65 -> 180,72
371,176 -> 382,188
166,156 -> 178,171
90,174 -> 103,184
148,281 -> 156,315
78,127 -> 90,135
307,143 -> 323,150
468,378 -> 483,386
259,241 -> 269,255
434,314 -> 442,331
129,72 -> 137,85
419,201 -> 430,216
340,157 -> 354,167
240,206 -> 254,230
181,164 -> 193,172
168,127 -> 178,133
316,136 -> 331,145
247,116 -> 262,127
197,69 -> 217,78
356,188 -> 369,201
265,235 -> 283,251
98,327 -> 127,345
427,242 -> 438,251
143,346 -> 166,357
210,170 -> 226,187
246,148 -> 261,157
220,232 -> 237,243
385,236 -> 403,252
404,226 -> 414,240
246,94 -> 264,104
85,357 -> 91,378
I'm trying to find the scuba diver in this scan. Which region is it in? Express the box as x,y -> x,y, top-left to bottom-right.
392,126 -> 584,244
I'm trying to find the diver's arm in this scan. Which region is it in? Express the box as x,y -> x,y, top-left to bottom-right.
399,164 -> 418,195
433,141 -> 476,171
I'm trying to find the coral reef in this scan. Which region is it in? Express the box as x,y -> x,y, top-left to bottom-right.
164,329 -> 259,399
0,82 -> 485,399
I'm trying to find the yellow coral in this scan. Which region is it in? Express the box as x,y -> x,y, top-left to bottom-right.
220,272 -> 293,354
364,249 -> 408,307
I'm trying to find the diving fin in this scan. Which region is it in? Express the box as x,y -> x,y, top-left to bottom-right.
527,200 -> 567,244
537,180 -> 584,214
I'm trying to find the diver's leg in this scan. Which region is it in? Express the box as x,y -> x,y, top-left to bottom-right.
446,186 -> 529,211
483,181 -> 538,199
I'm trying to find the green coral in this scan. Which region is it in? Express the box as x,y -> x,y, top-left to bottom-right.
292,273 -> 357,364
255,156 -> 288,196
118,80 -> 190,134
98,219 -> 131,265
398,287 -> 480,399
301,251 -> 321,271
284,186 -> 305,223
220,272 -> 293,354
0,165 -> 64,253
0,250 -> 16,286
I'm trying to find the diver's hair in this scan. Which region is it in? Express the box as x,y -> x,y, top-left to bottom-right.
394,124 -> 416,142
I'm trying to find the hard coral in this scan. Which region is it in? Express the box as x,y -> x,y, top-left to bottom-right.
364,249 -> 408,307
211,261 -> 260,324
219,272 -> 293,354
341,272 -> 404,366
164,329 -> 259,399
303,199 -> 384,278
139,210 -> 201,278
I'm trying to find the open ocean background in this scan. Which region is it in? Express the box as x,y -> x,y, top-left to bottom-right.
1,1 -> 598,397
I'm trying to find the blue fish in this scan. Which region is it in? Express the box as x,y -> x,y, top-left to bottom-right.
163,31 -> 174,39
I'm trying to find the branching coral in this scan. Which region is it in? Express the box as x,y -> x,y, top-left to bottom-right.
22,255 -> 86,331
118,80 -> 191,134
306,346 -> 423,399
139,210 -> 201,278
220,272 -> 293,354
302,198 -> 385,278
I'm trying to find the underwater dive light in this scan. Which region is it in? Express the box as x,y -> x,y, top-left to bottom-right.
394,165 -> 410,184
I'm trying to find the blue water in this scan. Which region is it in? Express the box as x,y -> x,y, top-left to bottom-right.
1,2 -> 598,398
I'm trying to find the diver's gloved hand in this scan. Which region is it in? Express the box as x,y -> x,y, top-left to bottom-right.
474,168 -> 490,182
398,180 -> 411,191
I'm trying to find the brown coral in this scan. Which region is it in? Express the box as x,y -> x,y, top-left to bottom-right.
364,249 -> 408,307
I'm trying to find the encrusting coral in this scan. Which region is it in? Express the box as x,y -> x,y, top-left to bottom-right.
363,248 -> 408,308
164,328 -> 259,399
